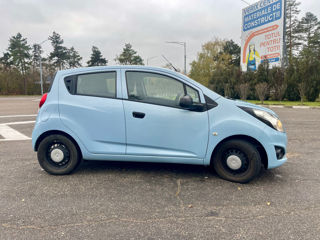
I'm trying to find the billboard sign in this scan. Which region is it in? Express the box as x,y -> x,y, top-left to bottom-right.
241,0 -> 285,71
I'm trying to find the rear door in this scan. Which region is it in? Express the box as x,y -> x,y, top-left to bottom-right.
59,69 -> 126,155
121,70 -> 209,161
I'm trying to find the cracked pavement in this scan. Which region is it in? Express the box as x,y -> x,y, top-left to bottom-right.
0,97 -> 319,239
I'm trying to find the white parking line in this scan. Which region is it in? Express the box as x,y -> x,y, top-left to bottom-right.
0,125 -> 31,141
2,120 -> 36,125
0,114 -> 37,118
0,97 -> 37,100
0,120 -> 35,142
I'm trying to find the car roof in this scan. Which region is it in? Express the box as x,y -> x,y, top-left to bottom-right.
57,65 -> 222,100
58,65 -> 178,76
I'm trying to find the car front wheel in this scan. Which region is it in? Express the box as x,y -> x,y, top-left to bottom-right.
37,134 -> 81,175
212,139 -> 262,183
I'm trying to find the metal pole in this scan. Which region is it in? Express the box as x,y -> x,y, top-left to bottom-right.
39,55 -> 43,95
183,42 -> 187,75
37,39 -> 49,95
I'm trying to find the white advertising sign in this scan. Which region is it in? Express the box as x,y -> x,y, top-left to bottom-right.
241,0 -> 285,71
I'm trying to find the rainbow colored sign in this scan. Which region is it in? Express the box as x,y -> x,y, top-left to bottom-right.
241,0 -> 285,72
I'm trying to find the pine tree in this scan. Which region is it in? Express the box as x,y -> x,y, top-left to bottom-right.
115,43 -> 144,65
66,47 -> 82,68
0,52 -> 13,71
222,40 -> 241,66
298,12 -> 320,51
87,46 -> 107,66
297,12 -> 320,101
48,32 -> 68,70
8,33 -> 31,94
0,52 -> 13,94
286,0 -> 301,61
8,33 -> 31,74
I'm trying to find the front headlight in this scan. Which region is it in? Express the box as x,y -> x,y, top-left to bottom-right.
239,107 -> 284,132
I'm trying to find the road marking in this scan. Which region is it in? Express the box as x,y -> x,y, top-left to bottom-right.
3,120 -> 36,125
0,97 -> 40,100
0,120 -> 35,142
0,138 -> 31,142
0,114 -> 37,118
0,124 -> 31,141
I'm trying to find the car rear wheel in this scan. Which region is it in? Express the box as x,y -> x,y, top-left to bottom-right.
37,134 -> 81,175
212,139 -> 262,183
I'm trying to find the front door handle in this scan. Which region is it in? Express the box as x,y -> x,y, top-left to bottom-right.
132,111 -> 145,119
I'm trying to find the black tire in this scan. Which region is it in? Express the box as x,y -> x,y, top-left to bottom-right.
37,134 -> 81,175
212,139 -> 261,183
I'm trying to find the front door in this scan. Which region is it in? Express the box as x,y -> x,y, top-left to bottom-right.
122,70 -> 209,161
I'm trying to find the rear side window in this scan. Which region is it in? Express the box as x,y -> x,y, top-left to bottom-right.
64,72 -> 116,98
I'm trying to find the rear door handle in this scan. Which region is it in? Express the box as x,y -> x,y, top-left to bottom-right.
132,111 -> 145,119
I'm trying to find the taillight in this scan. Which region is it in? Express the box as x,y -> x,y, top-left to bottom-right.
39,93 -> 48,108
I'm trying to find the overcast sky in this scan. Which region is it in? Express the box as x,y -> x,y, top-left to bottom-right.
0,0 -> 319,72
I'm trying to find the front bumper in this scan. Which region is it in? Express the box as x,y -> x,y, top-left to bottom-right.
263,128 -> 288,169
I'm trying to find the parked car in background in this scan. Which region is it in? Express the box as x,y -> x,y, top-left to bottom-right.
32,66 -> 287,183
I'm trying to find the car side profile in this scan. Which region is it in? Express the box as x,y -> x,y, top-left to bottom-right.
32,66 -> 287,183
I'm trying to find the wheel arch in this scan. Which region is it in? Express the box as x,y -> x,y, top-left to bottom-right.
34,130 -> 83,158
210,135 -> 268,169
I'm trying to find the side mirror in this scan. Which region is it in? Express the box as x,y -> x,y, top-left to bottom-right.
179,95 -> 193,109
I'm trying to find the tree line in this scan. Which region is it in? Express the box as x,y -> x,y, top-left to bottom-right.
0,31 -> 143,95
1,0 -> 319,101
190,0 -> 320,102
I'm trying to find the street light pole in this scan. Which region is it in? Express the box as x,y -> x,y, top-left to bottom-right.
183,42 -> 186,75
37,39 -> 49,95
39,54 -> 43,95
166,41 -> 187,74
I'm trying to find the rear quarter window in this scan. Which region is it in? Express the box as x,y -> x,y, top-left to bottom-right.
64,71 -> 116,98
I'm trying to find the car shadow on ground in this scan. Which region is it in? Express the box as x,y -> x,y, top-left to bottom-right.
77,160 -> 212,177
75,160 -> 280,184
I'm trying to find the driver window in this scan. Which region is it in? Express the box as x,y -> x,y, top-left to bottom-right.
126,71 -> 185,108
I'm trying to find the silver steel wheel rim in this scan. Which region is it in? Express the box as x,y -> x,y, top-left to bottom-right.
50,148 -> 64,163
226,155 -> 242,170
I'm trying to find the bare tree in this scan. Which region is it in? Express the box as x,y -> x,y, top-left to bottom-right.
224,83 -> 231,98
255,82 -> 269,104
298,82 -> 306,103
238,83 -> 250,100
274,83 -> 287,101
270,67 -> 287,101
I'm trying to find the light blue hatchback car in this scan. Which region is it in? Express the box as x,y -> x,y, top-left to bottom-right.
32,66 -> 287,183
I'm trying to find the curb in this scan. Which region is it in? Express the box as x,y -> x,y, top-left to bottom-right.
258,105 -> 320,109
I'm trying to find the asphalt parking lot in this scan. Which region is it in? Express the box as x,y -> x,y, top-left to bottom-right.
0,96 -> 319,240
